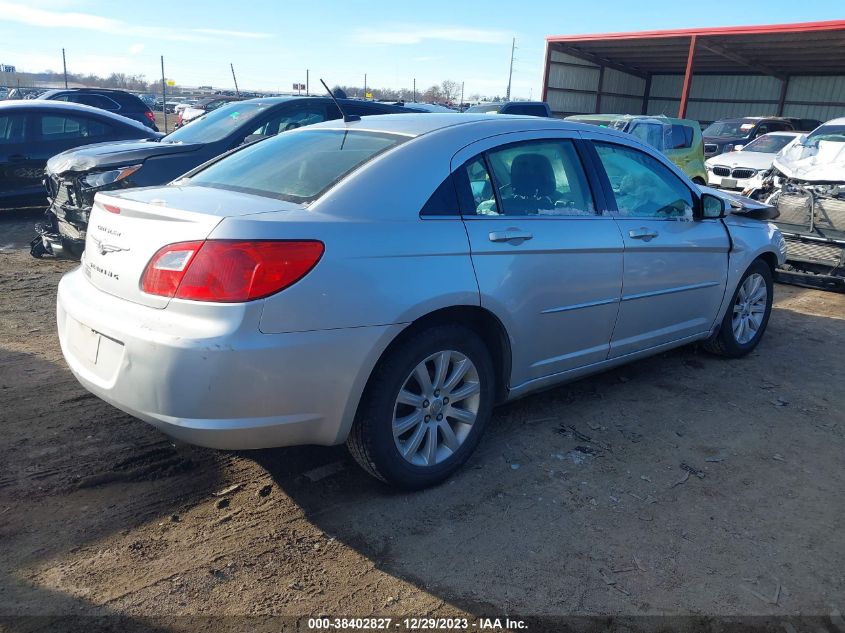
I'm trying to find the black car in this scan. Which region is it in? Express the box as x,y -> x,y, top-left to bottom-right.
0,100 -> 160,210
32,96 -> 424,258
702,117 -> 797,157
37,88 -> 158,131
464,101 -> 552,117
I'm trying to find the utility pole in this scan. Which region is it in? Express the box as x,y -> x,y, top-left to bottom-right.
364,73 -> 367,98
230,63 -> 240,96
506,37 -> 516,101
62,48 -> 68,88
306,69 -> 309,95
413,78 -> 416,102
161,55 -> 168,134
460,81 -> 464,108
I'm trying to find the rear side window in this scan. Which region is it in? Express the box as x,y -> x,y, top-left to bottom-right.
482,140 -> 595,216
40,115 -> 111,140
503,104 -> 548,117
0,114 -> 27,143
186,129 -> 406,203
669,124 -> 693,149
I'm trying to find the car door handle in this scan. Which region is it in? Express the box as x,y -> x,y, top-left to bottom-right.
488,229 -> 533,244
628,228 -> 659,241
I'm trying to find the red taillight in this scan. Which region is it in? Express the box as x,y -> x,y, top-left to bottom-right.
141,240 -> 324,302
144,110 -> 155,123
103,204 -> 121,214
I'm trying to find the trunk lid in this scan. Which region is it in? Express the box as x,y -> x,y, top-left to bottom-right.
82,185 -> 303,308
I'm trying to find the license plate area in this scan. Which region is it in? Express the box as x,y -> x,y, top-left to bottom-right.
721,178 -> 737,189
67,316 -> 101,364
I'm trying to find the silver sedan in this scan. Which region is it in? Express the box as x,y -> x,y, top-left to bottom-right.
57,114 -> 786,488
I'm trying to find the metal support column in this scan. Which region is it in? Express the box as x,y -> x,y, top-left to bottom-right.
678,34 -> 697,118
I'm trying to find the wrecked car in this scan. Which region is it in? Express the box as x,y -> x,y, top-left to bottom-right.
746,118 -> 845,290
31,96 -> 426,259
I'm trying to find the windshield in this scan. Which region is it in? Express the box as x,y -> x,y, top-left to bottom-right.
184,129 -> 406,203
806,124 -> 845,144
703,120 -> 755,138
568,116 -> 619,128
162,101 -> 269,144
465,104 -> 501,114
743,134 -> 797,153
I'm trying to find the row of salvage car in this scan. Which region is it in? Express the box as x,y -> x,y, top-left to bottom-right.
705,118 -> 845,290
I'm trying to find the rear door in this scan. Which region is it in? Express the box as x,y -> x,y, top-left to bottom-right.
584,135 -> 729,357
0,111 -> 41,204
453,132 -> 624,387
35,111 -> 117,156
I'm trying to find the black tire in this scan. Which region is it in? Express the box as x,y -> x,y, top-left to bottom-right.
347,324 -> 495,489
703,259 -> 773,358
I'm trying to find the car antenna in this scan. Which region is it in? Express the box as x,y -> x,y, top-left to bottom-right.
320,79 -> 360,123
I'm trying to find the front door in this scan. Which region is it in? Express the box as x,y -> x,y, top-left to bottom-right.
589,139 -> 730,358
453,135 -> 624,388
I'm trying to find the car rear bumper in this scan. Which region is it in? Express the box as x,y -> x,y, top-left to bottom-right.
57,267 -> 401,449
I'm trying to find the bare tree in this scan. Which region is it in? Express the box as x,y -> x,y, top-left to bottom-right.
440,80 -> 460,103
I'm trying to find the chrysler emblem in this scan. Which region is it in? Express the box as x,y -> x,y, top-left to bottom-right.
90,235 -> 129,256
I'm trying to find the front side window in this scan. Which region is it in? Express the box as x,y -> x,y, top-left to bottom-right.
483,140 -> 595,216
594,142 -> 694,219
0,114 -> 26,143
185,129 -> 406,203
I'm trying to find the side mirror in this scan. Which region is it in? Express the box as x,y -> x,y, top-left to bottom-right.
701,193 -> 725,219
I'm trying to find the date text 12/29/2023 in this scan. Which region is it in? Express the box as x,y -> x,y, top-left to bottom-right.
306,617 -> 529,630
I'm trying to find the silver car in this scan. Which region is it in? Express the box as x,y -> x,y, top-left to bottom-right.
57,114 -> 786,489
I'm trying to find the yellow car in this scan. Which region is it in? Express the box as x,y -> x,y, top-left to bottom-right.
565,114 -> 708,185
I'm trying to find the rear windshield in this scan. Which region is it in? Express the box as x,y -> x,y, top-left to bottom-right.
163,102 -> 269,144
185,129 -> 406,203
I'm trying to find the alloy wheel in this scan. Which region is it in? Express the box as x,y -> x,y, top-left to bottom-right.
392,350 -> 481,467
732,273 -> 768,345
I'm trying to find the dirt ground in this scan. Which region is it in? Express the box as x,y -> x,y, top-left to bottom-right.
1,209 -> 844,629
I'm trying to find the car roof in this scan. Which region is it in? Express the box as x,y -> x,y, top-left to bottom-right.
820,117 -> 845,126
39,88 -> 131,95
0,99 -> 152,128
301,112 -> 624,139
762,131 -> 802,137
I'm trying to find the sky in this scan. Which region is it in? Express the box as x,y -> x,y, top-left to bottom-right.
0,0 -> 843,99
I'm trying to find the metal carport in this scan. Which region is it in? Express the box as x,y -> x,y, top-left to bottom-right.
542,20 -> 845,122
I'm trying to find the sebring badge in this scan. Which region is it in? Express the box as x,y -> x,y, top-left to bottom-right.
90,235 -> 129,256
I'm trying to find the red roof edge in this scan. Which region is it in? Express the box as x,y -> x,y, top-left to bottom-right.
546,19 -> 845,43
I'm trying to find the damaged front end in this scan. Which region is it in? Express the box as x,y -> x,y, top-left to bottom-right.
30,161 -> 141,260
744,133 -> 845,291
